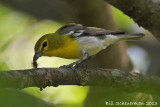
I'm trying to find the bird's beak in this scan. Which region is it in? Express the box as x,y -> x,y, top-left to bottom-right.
33,49 -> 44,62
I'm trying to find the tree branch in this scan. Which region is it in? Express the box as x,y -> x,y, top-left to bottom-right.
0,67 -> 160,95
105,0 -> 160,41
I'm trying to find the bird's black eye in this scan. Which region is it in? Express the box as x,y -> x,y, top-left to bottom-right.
43,42 -> 47,47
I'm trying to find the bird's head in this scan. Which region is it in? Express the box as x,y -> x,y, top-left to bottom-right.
33,34 -> 50,62
33,33 -> 61,63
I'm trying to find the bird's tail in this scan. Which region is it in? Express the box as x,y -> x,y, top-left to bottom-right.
118,33 -> 145,40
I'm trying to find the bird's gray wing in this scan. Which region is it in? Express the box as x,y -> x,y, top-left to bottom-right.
56,23 -> 125,38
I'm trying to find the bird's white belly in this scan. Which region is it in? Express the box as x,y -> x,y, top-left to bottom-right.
76,37 -> 107,57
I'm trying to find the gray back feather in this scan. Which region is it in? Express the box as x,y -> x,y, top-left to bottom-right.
57,24 -> 125,38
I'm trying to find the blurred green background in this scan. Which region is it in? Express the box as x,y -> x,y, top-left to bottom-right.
0,3 -> 88,106
0,2 -> 158,107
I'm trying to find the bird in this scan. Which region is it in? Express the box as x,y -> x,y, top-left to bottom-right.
33,23 -> 144,68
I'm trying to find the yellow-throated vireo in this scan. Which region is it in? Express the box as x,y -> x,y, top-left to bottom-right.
33,23 -> 144,68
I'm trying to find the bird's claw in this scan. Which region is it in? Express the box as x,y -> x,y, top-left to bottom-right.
75,63 -> 88,69
60,64 -> 79,76
60,64 -> 72,68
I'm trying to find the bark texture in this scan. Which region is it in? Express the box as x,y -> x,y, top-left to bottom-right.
0,67 -> 160,95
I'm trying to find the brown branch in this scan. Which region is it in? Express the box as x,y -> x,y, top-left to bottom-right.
105,0 -> 160,41
0,67 -> 160,95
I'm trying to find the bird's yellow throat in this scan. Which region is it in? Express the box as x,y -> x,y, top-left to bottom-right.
42,35 -> 79,59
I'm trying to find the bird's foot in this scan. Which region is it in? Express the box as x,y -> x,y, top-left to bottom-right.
32,61 -> 38,68
60,64 -> 79,76
75,63 -> 88,70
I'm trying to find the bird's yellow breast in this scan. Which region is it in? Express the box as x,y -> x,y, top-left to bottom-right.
43,36 -> 79,59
